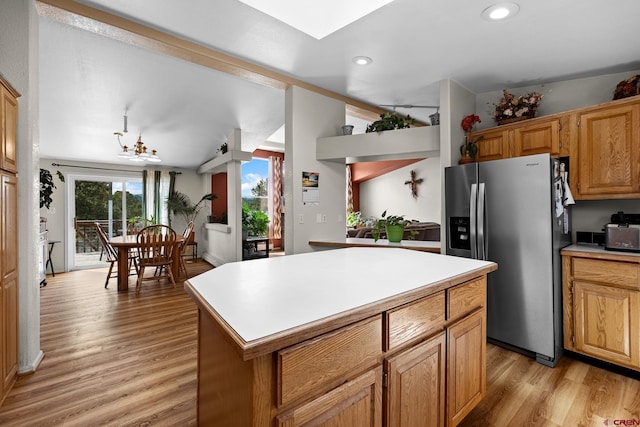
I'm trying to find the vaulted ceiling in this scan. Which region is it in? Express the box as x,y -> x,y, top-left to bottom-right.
37,0 -> 640,169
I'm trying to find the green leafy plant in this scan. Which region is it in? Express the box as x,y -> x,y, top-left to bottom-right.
346,211 -> 363,228
166,190 -> 217,225
242,203 -> 269,237
372,210 -> 416,242
366,112 -> 415,133
217,142 -> 228,154
40,168 -> 65,209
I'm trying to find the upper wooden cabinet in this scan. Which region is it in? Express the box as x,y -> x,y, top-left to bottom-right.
473,116 -> 564,162
472,96 -> 640,200
575,103 -> 640,199
0,78 -> 19,174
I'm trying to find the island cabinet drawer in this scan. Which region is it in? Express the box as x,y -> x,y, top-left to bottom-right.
448,277 -> 486,321
385,290 -> 445,351
573,258 -> 640,289
277,315 -> 382,407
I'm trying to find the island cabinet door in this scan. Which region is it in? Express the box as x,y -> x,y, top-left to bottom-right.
384,331 -> 446,427
446,309 -> 486,427
275,368 -> 382,427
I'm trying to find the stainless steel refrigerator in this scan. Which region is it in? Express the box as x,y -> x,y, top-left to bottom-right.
445,153 -> 571,367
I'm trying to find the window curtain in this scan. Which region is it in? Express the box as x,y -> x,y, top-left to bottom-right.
167,171 -> 177,227
269,156 -> 282,239
143,169 -> 172,226
346,164 -> 354,213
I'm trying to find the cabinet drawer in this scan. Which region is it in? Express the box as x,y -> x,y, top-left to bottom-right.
277,315 -> 382,407
448,278 -> 486,321
386,291 -> 445,351
573,258 -> 640,289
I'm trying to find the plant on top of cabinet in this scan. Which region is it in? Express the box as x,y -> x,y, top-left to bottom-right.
460,114 -> 484,163
494,89 -> 544,125
366,112 -> 415,133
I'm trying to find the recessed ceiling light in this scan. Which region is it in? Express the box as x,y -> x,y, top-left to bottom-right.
352,56 -> 373,66
238,0 -> 394,39
481,2 -> 520,21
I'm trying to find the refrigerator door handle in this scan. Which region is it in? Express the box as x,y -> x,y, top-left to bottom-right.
478,182 -> 486,260
470,183 -> 478,259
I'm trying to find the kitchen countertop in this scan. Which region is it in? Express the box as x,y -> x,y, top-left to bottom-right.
562,244 -> 640,258
185,247 -> 496,359
308,237 -> 441,253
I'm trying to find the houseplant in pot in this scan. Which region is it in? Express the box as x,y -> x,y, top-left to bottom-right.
241,203 -> 269,239
366,112 -> 415,133
166,190 -> 216,240
460,114 -> 483,164
372,210 -> 415,243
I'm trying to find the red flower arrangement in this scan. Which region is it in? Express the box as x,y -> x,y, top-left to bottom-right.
461,114 -> 481,132
460,114 -> 483,161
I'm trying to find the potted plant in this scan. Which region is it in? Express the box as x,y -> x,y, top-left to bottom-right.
460,114 -> 483,164
40,168 -> 65,209
242,203 -> 269,239
166,190 -> 217,240
366,112 -> 415,133
372,210 -> 416,243
346,211 -> 363,228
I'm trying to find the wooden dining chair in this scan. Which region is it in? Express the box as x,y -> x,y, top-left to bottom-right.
136,224 -> 177,292
177,221 -> 195,278
94,222 -> 138,288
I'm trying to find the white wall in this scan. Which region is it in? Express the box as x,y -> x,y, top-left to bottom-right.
475,69 -> 640,130
359,157 -> 441,223
284,86 -> 346,254
474,70 -> 640,241
0,0 -> 42,373
203,128 -> 243,265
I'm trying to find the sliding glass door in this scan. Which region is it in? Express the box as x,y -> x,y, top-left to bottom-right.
67,174 -> 143,270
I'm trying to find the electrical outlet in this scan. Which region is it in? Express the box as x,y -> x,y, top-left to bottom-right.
321,214 -> 327,223
298,214 -> 304,224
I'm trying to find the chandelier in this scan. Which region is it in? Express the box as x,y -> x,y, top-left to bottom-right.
114,115 -> 161,163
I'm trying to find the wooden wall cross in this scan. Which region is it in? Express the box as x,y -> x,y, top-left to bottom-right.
404,170 -> 423,199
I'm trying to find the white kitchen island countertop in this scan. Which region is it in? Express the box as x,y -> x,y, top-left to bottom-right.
185,247 -> 496,359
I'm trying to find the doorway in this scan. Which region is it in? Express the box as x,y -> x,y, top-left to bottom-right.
67,174 -> 143,270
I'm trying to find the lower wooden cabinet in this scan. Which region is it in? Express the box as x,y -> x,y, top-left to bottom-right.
562,248 -> 640,371
447,309 -> 486,426
192,274 -> 490,427
385,332 -> 446,427
277,368 -> 382,427
1,172 -> 18,404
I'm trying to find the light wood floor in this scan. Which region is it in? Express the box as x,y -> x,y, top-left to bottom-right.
0,261 -> 639,426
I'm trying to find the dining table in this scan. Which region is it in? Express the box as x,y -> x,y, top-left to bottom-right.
109,234 -> 184,292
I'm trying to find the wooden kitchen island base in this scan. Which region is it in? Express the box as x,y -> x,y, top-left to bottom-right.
185,248 -> 497,426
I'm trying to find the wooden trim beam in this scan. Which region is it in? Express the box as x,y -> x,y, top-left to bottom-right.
35,0 -> 392,119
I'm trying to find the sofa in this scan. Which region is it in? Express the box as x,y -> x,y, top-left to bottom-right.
347,222 -> 440,241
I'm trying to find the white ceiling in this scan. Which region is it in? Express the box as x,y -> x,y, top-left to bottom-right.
38,0 -> 640,169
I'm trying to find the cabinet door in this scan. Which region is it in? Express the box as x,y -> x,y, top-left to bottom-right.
1,173 -> 18,396
474,129 -> 510,162
385,332 -> 445,427
574,280 -> 640,369
276,368 -> 382,427
513,119 -> 560,157
577,104 -> 640,198
0,86 -> 18,173
447,310 -> 486,427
